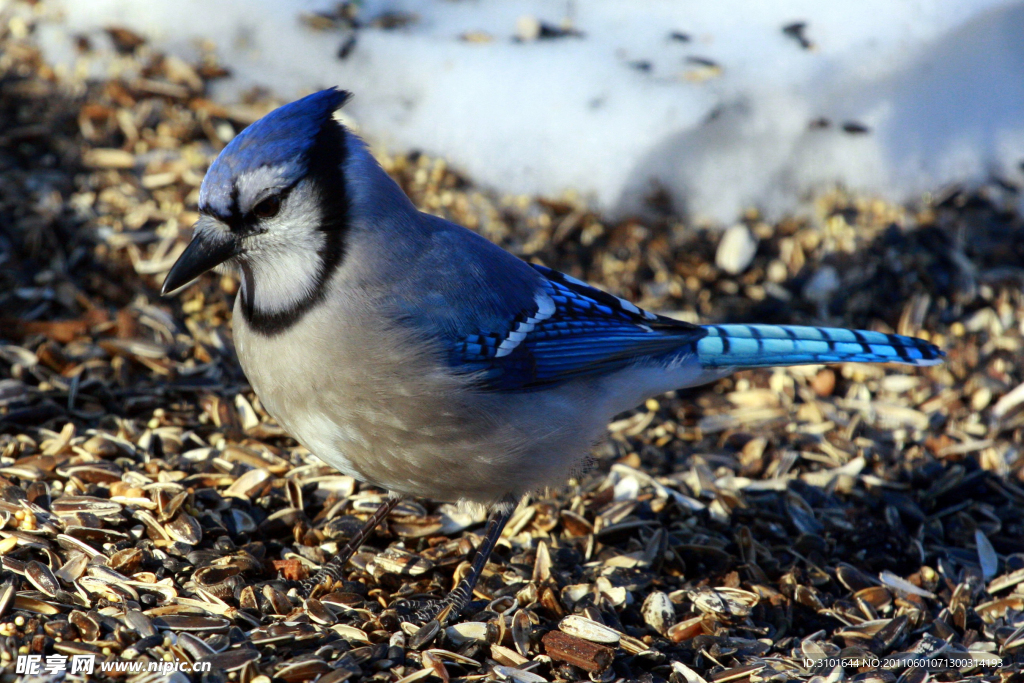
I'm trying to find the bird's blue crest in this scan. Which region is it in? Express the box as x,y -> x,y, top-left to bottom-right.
200,88 -> 351,217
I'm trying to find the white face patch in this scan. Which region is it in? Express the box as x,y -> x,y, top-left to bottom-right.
495,292 -> 556,358
234,161 -> 304,214
236,179 -> 330,315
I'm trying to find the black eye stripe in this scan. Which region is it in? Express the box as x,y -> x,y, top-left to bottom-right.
211,186 -> 291,234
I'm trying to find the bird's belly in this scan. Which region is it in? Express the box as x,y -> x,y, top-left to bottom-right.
233,307 -> 604,504
257,378 -> 600,504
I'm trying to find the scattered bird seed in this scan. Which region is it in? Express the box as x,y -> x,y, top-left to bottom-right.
0,5 -> 1021,682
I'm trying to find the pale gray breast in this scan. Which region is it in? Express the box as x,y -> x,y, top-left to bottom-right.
231,292 -> 507,498
231,291 -> 617,503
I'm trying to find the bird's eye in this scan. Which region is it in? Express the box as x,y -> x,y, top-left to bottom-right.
253,195 -> 281,219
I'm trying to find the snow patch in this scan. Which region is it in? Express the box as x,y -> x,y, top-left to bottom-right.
37,0 -> 1024,222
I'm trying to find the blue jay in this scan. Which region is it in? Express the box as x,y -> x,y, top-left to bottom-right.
162,89 -> 943,625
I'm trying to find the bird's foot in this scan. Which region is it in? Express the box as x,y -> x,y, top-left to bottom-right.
298,564 -> 346,600
404,596 -> 465,649
297,575 -> 336,601
295,497 -> 405,600
411,598 -> 458,626
411,579 -> 476,625
409,500 -> 516,628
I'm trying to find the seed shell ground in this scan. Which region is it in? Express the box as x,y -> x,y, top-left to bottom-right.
1,4 -> 1024,683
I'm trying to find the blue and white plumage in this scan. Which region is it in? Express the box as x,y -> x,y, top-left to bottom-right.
162,88 -> 943,618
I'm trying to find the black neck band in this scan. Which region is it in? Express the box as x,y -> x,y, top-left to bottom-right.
239,121 -> 351,336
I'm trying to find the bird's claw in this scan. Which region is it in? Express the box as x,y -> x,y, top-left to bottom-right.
412,598 -> 458,626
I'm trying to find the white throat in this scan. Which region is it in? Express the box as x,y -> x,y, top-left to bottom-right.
235,181 -> 330,317
238,243 -> 324,315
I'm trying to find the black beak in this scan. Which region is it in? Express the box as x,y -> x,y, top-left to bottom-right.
161,217 -> 239,296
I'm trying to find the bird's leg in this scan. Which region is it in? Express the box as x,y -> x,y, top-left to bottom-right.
413,498 -> 515,625
299,495 -> 402,599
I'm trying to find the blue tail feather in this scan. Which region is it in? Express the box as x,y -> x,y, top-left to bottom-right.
696,324 -> 943,369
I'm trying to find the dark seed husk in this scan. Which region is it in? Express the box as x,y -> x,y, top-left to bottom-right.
124,610 -> 156,637
69,611 -> 100,641
305,598 -> 336,625
166,512 -> 203,545
276,657 -> 332,682
152,615 -> 231,633
64,526 -> 131,545
13,596 -> 62,615
51,496 -> 123,518
177,632 -> 217,659
25,560 -> 60,597
408,619 -> 440,650
197,648 -> 260,672
0,582 -> 15,618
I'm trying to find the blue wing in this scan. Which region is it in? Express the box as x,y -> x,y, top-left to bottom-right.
450,264 -> 706,391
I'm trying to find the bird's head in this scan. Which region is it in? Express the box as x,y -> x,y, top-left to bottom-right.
162,88 -> 356,333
